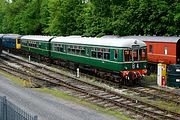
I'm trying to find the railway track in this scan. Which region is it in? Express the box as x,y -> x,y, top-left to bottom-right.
125,86 -> 180,105
0,53 -> 180,120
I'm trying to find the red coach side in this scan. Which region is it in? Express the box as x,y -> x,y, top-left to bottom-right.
146,41 -> 176,64
123,36 -> 180,65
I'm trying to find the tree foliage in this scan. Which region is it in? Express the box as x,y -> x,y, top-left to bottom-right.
0,0 -> 179,36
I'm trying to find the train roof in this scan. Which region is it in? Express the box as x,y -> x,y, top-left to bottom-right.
51,36 -> 146,48
122,36 -> 180,43
2,34 -> 21,39
0,34 -> 4,37
21,35 -> 54,41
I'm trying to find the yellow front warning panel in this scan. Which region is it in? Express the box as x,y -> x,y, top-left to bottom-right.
16,38 -> 21,49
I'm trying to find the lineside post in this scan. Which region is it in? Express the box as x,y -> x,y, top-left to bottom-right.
76,68 -> 80,78
29,55 -> 31,61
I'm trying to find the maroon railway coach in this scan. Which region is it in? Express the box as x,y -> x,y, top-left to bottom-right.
123,36 -> 180,65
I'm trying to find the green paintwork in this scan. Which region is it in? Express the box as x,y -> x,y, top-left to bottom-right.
50,51 -> 146,72
21,39 -> 147,72
21,40 -> 50,56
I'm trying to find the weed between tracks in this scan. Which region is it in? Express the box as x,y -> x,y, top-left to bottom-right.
141,74 -> 157,86
124,91 -> 180,114
0,70 -> 135,120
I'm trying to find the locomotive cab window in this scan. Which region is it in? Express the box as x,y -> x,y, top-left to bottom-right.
133,50 -> 138,61
17,39 -> 20,44
140,49 -> 146,60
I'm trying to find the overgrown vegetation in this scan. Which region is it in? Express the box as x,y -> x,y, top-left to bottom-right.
0,0 -> 179,36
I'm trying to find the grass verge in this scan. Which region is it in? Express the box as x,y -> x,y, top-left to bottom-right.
0,70 -> 135,120
0,70 -> 24,86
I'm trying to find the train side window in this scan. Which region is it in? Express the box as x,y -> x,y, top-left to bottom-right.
124,50 -> 132,61
149,45 -> 153,53
71,46 -> 75,54
98,48 -> 103,59
104,48 -> 110,60
91,48 -> 96,58
124,50 -> 129,61
114,49 -> 118,60
60,44 -> 63,52
164,46 -> 168,55
76,46 -> 81,55
81,47 -> 85,56
67,45 -> 71,53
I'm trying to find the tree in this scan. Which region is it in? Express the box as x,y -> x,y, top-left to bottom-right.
46,0 -> 84,36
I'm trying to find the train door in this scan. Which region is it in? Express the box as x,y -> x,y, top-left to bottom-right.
177,39 -> 180,64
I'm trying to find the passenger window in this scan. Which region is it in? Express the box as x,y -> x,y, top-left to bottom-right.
124,50 -> 132,61
149,45 -> 153,53
76,46 -> 81,55
103,48 -> 110,60
114,49 -> 118,60
164,46 -> 168,55
91,48 -> 96,58
98,48 -> 103,59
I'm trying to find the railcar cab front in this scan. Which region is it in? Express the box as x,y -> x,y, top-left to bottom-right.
124,46 -> 147,62
1,34 -> 22,54
177,39 -> 180,64
122,43 -> 147,85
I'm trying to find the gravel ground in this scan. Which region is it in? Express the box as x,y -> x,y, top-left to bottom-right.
0,75 -> 121,120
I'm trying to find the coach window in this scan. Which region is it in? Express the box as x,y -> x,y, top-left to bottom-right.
91,48 -> 96,58
149,45 -> 153,53
124,50 -> 132,61
81,47 -> 85,56
164,46 -> 168,55
114,49 -> 118,60
76,46 -> 81,55
98,48 -> 103,59
60,44 -> 63,52
54,44 -> 57,51
124,50 -> 129,61
67,45 -> 71,53
104,48 -> 110,60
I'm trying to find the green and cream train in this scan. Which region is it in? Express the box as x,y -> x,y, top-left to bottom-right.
0,34 -> 147,85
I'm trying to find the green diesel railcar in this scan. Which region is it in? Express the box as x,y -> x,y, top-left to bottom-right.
50,36 -> 147,75
21,35 -> 54,56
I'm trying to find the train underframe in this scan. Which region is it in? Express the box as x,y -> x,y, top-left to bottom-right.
3,48 -> 144,86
